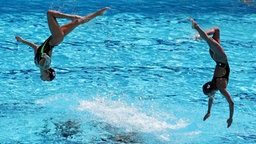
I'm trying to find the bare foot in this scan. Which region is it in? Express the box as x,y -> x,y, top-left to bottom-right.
80,7 -> 110,24
97,7 -> 110,16
188,17 -> 199,29
15,36 -> 23,42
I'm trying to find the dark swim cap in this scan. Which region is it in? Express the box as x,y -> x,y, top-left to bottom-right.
202,81 -> 215,95
48,68 -> 56,81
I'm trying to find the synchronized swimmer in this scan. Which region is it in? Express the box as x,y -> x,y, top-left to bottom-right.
15,7 -> 234,128
188,18 -> 234,128
15,7 -> 110,81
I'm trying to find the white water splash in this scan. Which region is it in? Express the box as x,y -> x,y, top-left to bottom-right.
76,97 -> 188,133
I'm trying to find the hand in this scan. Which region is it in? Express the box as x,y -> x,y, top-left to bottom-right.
187,17 -> 198,29
227,118 -> 233,128
15,36 -> 23,42
203,112 -> 210,121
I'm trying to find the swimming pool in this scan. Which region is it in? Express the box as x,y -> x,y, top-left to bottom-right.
0,0 -> 255,143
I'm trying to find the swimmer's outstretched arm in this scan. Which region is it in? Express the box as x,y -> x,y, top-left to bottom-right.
219,88 -> 234,128
203,97 -> 213,121
15,36 -> 38,54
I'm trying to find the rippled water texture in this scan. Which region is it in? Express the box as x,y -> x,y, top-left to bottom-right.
0,0 -> 256,143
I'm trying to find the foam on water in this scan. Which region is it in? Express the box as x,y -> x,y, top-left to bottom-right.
35,94 -> 189,142
77,97 -> 188,132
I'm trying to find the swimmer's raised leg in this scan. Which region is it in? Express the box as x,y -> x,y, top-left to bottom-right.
47,7 -> 110,46
194,27 -> 220,43
80,7 -> 110,23
188,18 -> 224,57
60,7 -> 110,36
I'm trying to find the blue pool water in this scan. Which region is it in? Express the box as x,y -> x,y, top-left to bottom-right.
0,0 -> 256,143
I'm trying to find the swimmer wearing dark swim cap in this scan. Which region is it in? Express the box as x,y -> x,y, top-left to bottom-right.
188,18 -> 234,128
15,7 -> 110,81
202,81 -> 217,97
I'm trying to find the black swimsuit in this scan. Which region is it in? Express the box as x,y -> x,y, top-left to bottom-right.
208,49 -> 230,89
212,62 -> 230,83
34,36 -> 54,66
